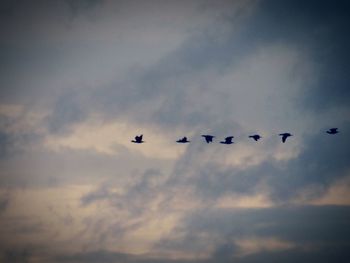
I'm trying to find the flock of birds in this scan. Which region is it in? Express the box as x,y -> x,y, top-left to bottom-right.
131,128 -> 339,144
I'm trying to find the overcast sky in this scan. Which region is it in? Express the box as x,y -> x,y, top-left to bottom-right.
1,0 -> 350,262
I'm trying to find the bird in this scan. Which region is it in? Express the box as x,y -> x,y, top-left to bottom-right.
201,135 -> 215,143
249,134 -> 262,141
176,137 -> 190,143
220,136 -> 234,144
279,133 -> 292,143
326,128 -> 339,134
131,134 -> 144,143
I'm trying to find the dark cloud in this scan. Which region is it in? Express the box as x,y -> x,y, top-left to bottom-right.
0,193 -> 10,214
156,205 -> 350,262
249,0 -> 350,110
1,0 -> 349,132
0,248 -> 32,263
129,0 -> 350,122
64,0 -> 103,15
55,250 -> 131,263
51,204 -> 350,263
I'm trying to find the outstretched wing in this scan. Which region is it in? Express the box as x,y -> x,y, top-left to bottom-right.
225,136 -> 234,143
202,135 -> 214,143
282,135 -> 287,143
249,135 -> 260,141
177,137 -> 186,143
135,135 -> 143,142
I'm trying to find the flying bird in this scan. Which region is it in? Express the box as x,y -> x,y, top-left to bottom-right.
279,133 -> 292,143
201,135 -> 215,143
326,128 -> 339,134
176,137 -> 190,143
220,136 -> 234,144
249,134 -> 262,141
131,134 -> 144,143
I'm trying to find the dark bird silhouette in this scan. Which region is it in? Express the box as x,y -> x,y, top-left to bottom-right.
131,134 -> 144,143
279,133 -> 292,143
326,128 -> 339,134
176,137 -> 190,143
220,136 -> 234,144
202,135 -> 215,143
249,134 -> 262,141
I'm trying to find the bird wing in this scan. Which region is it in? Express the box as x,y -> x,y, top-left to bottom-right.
282,135 -> 287,143
205,135 -> 214,142
225,136 -> 233,142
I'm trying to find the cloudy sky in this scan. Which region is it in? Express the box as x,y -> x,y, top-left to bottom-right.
1,0 -> 350,262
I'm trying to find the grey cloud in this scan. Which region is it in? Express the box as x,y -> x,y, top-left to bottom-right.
51,204 -> 350,263
92,0 -> 348,129
46,90 -> 88,134
248,0 -> 350,110
2,0 -> 349,133
64,0 -> 103,15
1,1 -> 350,262
0,143 -> 171,187
166,121 -> 350,203
1,0 -> 257,132
55,250 -> 131,263
0,129 -> 41,160
0,249 -> 32,263
81,168 -> 163,213
156,205 -> 350,262
0,193 -> 10,214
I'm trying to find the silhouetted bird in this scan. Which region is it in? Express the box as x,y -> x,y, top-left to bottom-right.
326,128 -> 339,134
176,137 -> 190,143
131,135 -> 144,143
220,136 -> 234,144
202,135 -> 215,143
249,134 -> 262,141
279,133 -> 292,143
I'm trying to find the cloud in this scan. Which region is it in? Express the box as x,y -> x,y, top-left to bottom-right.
248,0 -> 350,110
46,90 -> 88,134
0,1 -> 350,262
155,205 -> 350,262
0,248 -> 32,263
0,193 -> 10,214
164,121 -> 350,204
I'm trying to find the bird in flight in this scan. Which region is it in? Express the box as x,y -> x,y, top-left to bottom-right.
220,136 -> 234,144
249,134 -> 262,141
326,128 -> 339,135
202,135 -> 215,143
131,134 -> 144,143
176,137 -> 190,143
279,133 -> 292,143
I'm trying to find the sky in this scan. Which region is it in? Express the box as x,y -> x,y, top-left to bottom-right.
0,0 -> 350,262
